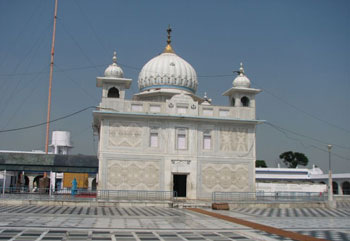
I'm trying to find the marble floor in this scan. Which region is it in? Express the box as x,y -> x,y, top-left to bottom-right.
0,204 -> 349,241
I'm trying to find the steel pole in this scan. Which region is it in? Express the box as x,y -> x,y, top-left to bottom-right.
327,144 -> 333,202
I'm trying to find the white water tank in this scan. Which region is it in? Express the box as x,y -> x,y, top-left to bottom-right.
50,131 -> 73,155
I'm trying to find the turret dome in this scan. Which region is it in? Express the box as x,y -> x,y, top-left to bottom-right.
233,62 -> 250,88
104,51 -> 124,78
137,27 -> 198,94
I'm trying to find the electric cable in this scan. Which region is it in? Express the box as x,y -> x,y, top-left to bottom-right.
0,21 -> 53,116
0,0 -> 46,69
0,106 -> 96,133
264,122 -> 350,162
58,20 -> 102,75
73,0 -> 109,55
265,122 -> 350,150
251,79 -> 350,135
0,64 -> 49,129
54,64 -> 99,102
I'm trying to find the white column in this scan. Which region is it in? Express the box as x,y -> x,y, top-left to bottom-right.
2,170 -> 6,195
28,176 -> 35,192
88,177 -> 94,191
338,181 -> 343,195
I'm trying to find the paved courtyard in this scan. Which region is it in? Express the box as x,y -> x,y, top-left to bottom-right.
0,204 -> 349,240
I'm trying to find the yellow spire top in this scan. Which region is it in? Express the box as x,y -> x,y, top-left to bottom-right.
163,25 -> 175,53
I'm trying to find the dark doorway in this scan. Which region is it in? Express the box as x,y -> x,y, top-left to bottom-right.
173,174 -> 187,197
92,178 -> 97,191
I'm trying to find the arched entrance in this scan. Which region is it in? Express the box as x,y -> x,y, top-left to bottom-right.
24,176 -> 29,191
332,182 -> 338,194
342,181 -> 350,195
33,175 -> 43,190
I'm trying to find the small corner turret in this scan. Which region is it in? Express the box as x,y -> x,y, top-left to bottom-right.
222,63 -> 261,116
96,51 -> 132,100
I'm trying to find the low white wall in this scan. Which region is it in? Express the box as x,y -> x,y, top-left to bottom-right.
256,182 -> 327,193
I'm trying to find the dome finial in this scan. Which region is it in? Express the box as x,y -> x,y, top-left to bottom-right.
104,50 -> 124,78
239,62 -> 244,75
167,25 -> 172,45
113,51 -> 117,64
163,25 -> 175,53
232,62 -> 250,88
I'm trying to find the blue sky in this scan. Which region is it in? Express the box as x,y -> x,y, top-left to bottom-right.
0,0 -> 349,173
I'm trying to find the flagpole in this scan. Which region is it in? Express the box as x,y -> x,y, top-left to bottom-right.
45,0 -> 58,154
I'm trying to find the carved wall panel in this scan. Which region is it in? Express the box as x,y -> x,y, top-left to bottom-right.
108,122 -> 143,147
201,163 -> 249,192
219,127 -> 248,152
107,161 -> 160,190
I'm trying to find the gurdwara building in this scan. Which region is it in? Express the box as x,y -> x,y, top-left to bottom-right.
93,28 -> 262,199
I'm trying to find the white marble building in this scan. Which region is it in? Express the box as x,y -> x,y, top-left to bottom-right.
93,28 -> 262,200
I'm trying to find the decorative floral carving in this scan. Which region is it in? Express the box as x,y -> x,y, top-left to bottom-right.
220,127 -> 248,152
108,161 -> 160,190
201,164 -> 249,191
109,122 -> 142,147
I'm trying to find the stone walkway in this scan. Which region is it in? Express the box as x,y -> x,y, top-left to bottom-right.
0,204 -> 349,240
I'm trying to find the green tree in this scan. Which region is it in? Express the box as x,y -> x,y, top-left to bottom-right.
256,160 -> 267,168
279,151 -> 309,168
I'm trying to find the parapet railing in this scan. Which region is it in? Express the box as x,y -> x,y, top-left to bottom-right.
0,188 -> 175,202
212,191 -> 327,203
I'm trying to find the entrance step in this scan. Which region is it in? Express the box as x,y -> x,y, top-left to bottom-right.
173,200 -> 211,209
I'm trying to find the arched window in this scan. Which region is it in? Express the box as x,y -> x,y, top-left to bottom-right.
107,87 -> 120,98
231,97 -> 235,106
241,96 -> 250,107
342,181 -> 350,195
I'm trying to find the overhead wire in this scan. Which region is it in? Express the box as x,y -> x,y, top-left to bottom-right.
0,63 -> 109,77
0,20 -> 53,97
0,106 -> 96,133
0,20 -> 53,117
250,79 -> 350,135
264,121 -> 350,162
0,64 -> 50,129
0,0 -> 46,69
72,0 -> 109,55
54,64 -> 99,102
58,19 -> 102,75
265,122 -> 350,150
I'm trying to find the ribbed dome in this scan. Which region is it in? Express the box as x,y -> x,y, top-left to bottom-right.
138,52 -> 198,93
104,51 -> 124,78
233,63 -> 250,88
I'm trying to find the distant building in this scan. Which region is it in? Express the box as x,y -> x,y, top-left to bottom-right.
0,131 -> 97,192
256,165 -> 350,195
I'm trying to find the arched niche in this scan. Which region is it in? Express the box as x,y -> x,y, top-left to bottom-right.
107,87 -> 120,98
241,96 -> 250,107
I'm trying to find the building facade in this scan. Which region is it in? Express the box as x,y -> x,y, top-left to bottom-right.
93,28 -> 262,199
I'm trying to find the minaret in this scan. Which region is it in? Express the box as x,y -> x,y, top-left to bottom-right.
222,63 -> 261,118
96,51 -> 132,99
